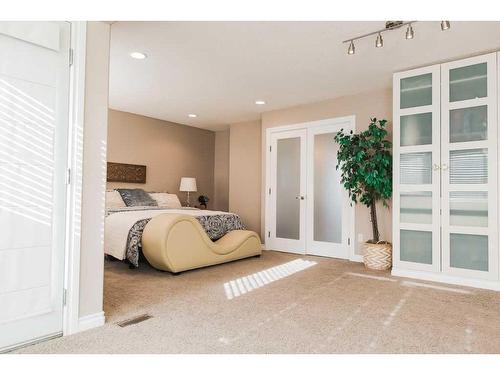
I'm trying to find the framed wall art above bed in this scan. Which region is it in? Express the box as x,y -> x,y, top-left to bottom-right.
107,162 -> 147,183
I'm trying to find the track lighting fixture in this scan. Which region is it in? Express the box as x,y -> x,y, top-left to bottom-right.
343,21 -> 448,55
405,24 -> 414,39
347,40 -> 355,55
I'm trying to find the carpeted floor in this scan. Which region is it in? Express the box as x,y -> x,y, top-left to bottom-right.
16,251 -> 500,353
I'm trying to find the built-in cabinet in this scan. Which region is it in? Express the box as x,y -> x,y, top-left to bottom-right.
392,52 -> 500,290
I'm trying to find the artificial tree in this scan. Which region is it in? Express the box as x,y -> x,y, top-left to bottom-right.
334,118 -> 392,243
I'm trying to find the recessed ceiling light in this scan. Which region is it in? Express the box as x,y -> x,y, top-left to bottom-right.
130,52 -> 147,59
255,100 -> 266,105
188,114 -> 197,118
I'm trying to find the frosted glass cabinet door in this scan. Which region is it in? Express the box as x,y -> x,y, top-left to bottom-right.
441,53 -> 498,280
393,64 -> 440,273
449,63 -> 487,102
400,112 -> 432,146
400,73 -> 432,109
276,137 -> 301,240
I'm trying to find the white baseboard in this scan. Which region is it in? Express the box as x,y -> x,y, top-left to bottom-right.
77,311 -> 105,333
392,268 -> 500,291
349,254 -> 364,263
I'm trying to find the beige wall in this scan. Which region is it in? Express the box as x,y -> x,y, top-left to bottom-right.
261,87 -> 393,255
107,110 -> 215,207
79,21 -> 110,318
229,120 -> 262,235
213,130 -> 230,211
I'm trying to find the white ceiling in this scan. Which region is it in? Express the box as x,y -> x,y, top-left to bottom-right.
109,21 -> 500,131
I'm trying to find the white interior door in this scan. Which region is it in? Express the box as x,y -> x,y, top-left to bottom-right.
393,65 -> 442,273
306,123 -> 352,258
268,129 -> 307,254
441,53 -> 498,280
0,22 -> 70,350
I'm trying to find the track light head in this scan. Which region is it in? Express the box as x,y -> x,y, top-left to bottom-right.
405,24 -> 414,39
347,40 -> 355,55
375,33 -> 383,48
441,21 -> 450,31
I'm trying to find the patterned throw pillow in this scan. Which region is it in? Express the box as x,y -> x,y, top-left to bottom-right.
106,190 -> 126,209
149,193 -> 182,209
116,188 -> 158,207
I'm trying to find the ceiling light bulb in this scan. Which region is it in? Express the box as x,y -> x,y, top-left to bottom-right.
255,100 -> 266,105
347,40 -> 355,55
441,21 -> 450,31
188,114 -> 197,118
405,24 -> 415,39
375,33 -> 383,48
130,52 -> 147,59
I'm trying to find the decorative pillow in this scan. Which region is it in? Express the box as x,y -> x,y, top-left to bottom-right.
149,193 -> 182,209
106,190 -> 126,209
116,188 -> 158,207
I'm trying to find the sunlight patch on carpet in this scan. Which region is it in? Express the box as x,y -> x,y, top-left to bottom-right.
223,259 -> 317,300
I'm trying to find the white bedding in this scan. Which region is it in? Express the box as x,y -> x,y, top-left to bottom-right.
104,207 -> 235,260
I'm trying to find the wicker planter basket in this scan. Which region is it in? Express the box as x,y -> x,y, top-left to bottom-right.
363,242 -> 392,270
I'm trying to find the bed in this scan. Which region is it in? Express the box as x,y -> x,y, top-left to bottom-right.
104,189 -> 262,273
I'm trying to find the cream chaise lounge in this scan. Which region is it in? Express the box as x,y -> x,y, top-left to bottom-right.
142,213 -> 262,273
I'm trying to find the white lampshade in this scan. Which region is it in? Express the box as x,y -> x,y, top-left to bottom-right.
179,177 -> 197,192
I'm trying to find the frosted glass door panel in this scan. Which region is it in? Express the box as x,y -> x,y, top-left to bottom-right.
400,152 -> 432,184
400,192 -> 432,224
449,148 -> 488,184
400,230 -> 432,264
400,73 -> 432,109
450,191 -> 488,227
450,106 -> 487,143
276,138 -> 301,239
313,133 -> 341,243
450,233 -> 488,271
400,113 -> 432,146
449,63 -> 487,102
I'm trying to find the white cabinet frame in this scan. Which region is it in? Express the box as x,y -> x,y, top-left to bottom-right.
440,53 -> 498,281
393,65 -> 442,273
393,52 -> 500,291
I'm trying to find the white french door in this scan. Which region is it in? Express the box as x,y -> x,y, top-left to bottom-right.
266,118 -> 354,259
0,22 -> 71,350
441,53 -> 498,280
268,129 -> 307,254
306,123 -> 352,258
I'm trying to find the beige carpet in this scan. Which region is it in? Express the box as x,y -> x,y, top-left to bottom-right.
17,251 -> 500,353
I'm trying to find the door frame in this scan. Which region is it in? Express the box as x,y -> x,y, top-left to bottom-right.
264,116 -> 357,261
0,21 -> 87,353
62,21 -> 87,336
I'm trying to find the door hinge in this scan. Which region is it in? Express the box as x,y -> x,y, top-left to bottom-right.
63,289 -> 68,306
66,168 -> 71,185
268,187 -> 271,195
69,48 -> 74,66
268,231 -> 270,238
348,238 -> 351,246
269,146 -> 272,152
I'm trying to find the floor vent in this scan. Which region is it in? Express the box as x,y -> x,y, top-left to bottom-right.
116,314 -> 153,327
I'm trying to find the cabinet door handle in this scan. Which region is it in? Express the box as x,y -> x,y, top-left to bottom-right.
433,163 -> 440,170
295,195 -> 305,200
441,163 -> 449,171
